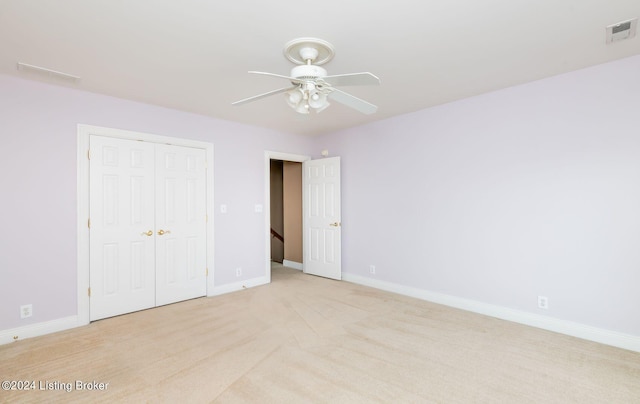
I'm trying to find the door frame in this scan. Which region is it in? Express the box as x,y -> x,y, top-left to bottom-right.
263,151 -> 310,283
77,124 -> 215,325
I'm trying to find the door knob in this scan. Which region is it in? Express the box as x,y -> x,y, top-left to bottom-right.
141,230 -> 153,236
329,222 -> 341,227
157,229 -> 171,235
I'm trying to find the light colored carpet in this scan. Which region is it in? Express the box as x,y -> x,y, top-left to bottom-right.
1,264 -> 639,403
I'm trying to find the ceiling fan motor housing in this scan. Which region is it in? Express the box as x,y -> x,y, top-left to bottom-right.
290,64 -> 327,80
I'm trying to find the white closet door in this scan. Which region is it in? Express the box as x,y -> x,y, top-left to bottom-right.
155,144 -> 207,306
89,136 -> 156,321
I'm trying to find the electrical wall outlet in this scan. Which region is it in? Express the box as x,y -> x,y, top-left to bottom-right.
236,267 -> 242,277
369,265 -> 376,275
538,296 -> 549,310
20,304 -> 33,319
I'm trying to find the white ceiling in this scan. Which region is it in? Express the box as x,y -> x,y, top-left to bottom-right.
1,1 -> 639,136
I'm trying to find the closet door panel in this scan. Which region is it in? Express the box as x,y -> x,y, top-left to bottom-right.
155,144 -> 207,306
89,136 -> 156,321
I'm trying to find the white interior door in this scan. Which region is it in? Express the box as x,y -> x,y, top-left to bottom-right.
303,157 -> 341,280
155,144 -> 207,306
89,136 -> 156,321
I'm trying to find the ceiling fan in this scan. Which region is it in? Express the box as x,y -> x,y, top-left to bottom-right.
232,38 -> 380,115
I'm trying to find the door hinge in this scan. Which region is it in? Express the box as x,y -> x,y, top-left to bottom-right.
88,218 -> 91,229
87,149 -> 90,160
206,268 -> 209,277
206,214 -> 208,223
88,287 -> 91,297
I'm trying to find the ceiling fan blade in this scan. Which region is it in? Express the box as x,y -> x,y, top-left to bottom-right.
321,72 -> 380,87
328,88 -> 378,115
231,86 -> 297,106
248,71 -> 304,84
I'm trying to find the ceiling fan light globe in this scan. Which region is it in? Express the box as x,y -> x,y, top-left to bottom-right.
294,102 -> 310,114
286,89 -> 303,106
308,92 -> 328,109
314,101 -> 330,113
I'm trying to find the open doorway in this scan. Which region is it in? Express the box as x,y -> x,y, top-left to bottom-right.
264,151 -> 342,282
264,151 -> 310,283
270,159 -> 303,269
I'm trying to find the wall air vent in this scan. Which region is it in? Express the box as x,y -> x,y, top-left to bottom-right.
17,62 -> 81,83
606,18 -> 638,44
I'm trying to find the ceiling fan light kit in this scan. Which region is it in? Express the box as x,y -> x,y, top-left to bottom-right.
232,38 -> 380,115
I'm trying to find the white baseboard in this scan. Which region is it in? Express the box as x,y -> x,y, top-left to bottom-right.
208,276 -> 269,297
6,276 -> 637,353
343,273 -> 640,353
0,316 -> 80,346
283,260 -> 303,271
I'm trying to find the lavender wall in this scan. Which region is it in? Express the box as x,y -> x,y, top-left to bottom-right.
3,54 -> 640,339
0,74 -> 313,331
314,55 -> 640,337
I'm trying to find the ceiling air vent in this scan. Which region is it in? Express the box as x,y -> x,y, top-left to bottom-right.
606,18 -> 638,44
